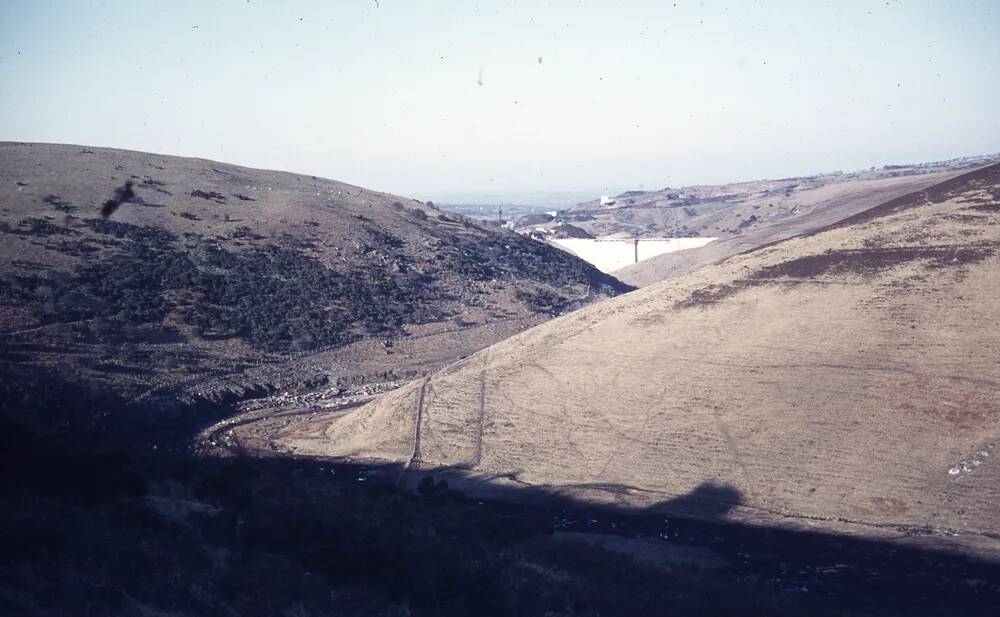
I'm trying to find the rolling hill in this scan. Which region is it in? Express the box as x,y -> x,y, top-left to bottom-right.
277,162 -> 1000,553
0,142 -> 629,436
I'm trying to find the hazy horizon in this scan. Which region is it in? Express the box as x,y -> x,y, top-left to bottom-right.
2,1 -> 998,203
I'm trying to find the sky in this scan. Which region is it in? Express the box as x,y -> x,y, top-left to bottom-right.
1,1 -> 998,204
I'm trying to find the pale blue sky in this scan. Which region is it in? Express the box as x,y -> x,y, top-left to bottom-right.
1,1 -> 998,202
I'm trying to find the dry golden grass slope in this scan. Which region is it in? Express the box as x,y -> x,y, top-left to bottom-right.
614,169 -> 971,287
279,164 -> 1000,550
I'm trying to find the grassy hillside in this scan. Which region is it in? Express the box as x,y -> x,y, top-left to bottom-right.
283,163 -> 1000,555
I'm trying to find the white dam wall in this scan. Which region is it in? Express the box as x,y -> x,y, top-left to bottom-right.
551,237 -> 717,273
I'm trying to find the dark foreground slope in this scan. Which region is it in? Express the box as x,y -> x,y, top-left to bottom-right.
5,388 -> 1000,617
0,142 -> 628,435
297,163 -> 1000,555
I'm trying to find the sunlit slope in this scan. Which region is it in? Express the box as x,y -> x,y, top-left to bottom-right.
288,164 -> 1000,541
614,170 -> 970,286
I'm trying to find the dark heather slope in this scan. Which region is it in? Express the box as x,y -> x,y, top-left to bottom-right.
0,142 -> 629,436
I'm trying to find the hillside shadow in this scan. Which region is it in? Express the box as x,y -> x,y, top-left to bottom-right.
653,479 -> 743,519
3,365 -> 1000,615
